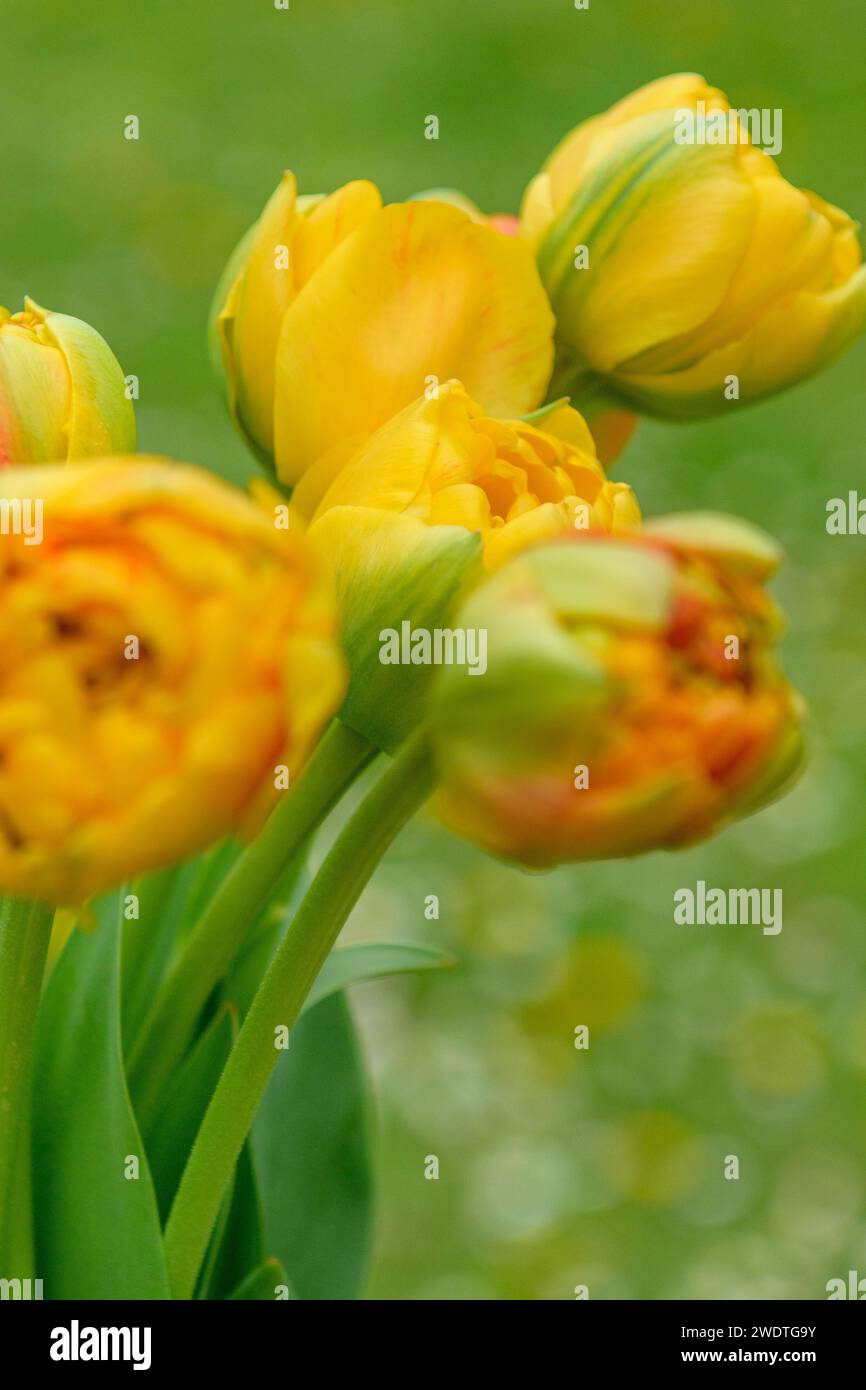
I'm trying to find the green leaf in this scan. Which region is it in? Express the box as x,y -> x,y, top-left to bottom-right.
177,837 -> 245,942
144,1005 -> 236,1220
228,1257 -> 293,1300
33,890 -> 170,1299
121,861 -> 201,1053
303,940 -> 454,1014
122,839 -> 244,1055
251,993 -> 373,1300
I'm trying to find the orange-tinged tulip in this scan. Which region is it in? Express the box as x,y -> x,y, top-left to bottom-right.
0,299 -> 135,465
429,512 -> 804,867
0,460 -> 344,903
212,173 -> 554,481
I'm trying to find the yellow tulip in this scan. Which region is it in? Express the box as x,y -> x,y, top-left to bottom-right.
522,74 -> 866,418
292,381 -> 640,752
212,173 -> 554,480
0,299 -> 135,464
429,512 -> 804,867
296,380 -> 641,570
0,460 -> 344,902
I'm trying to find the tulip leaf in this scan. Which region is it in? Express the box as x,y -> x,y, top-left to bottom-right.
250,992 -> 373,1300
121,860 -> 205,1053
228,1257 -> 294,1301
302,940 -> 455,1014
144,1005 -> 237,1220
33,890 -> 170,1299
122,839 -> 243,1056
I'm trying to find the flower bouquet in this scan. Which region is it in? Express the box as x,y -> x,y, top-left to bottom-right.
0,74 -> 862,1302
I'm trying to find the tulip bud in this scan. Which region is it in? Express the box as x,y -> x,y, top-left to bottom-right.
429,514 -> 805,867
522,74 -> 866,419
0,299 -> 135,464
297,381 -> 640,752
211,172 -> 554,481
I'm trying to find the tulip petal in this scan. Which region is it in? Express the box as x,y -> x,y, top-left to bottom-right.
34,303 -> 136,458
522,74 -> 729,247
615,263 -> 866,417
625,157 -> 844,374
541,116 -> 758,370
308,505 -> 483,752
310,384 -> 481,521
0,326 -> 69,463
274,201 -> 554,484
643,511 -> 782,579
219,173 -> 300,458
219,175 -> 383,459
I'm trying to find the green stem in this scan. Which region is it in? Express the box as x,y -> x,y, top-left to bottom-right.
128,720 -> 375,1130
164,730 -> 433,1300
0,895 -> 54,1271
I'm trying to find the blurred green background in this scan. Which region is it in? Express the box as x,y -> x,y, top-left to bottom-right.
4,0 -> 865,1299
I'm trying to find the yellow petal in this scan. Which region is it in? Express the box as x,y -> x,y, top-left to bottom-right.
557,129 -> 758,369
0,326 -> 69,462
274,200 -> 554,483
290,179 -> 383,291
310,385 -> 479,520
616,264 -> 866,415
34,302 -> 136,457
625,155 -> 842,373
220,172 -> 299,458
522,73 -> 729,245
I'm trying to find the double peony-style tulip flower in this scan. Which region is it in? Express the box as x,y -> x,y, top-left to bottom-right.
295,379 -> 641,567
522,74 -> 866,419
291,381 -> 640,752
429,513 -> 804,867
0,299 -> 135,465
0,460 -> 344,902
211,172 -> 554,481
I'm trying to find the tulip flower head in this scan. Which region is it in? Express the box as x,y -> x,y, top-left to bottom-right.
293,382 -> 640,753
0,460 -> 344,902
212,173 -> 554,481
297,380 -> 641,570
430,512 -> 804,867
0,299 -> 135,465
522,74 -> 866,419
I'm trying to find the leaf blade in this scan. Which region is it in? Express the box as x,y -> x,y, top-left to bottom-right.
33,891 -> 170,1299
251,993 -> 373,1300
302,940 -> 454,1015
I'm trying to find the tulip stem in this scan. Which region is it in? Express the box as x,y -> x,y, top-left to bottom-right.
127,719 -> 376,1131
163,729 -> 433,1301
0,895 -> 54,1273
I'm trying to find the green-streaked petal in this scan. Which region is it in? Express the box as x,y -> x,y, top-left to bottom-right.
643,511 -> 782,578
32,300 -> 136,457
0,326 -> 69,462
614,264 -> 866,418
308,505 -> 483,752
